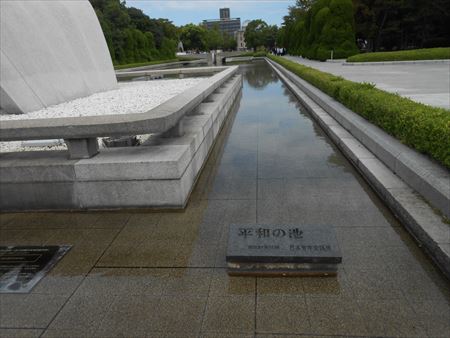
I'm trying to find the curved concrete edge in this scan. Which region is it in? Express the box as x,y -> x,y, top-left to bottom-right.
267,59 -> 450,280
267,59 -> 449,219
0,66 -> 238,141
115,59 -> 207,73
116,66 -> 227,79
343,59 -> 450,66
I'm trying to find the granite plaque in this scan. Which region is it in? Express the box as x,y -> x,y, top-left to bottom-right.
226,224 -> 341,276
0,246 -> 71,293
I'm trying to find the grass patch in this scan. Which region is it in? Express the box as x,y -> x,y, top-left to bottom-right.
268,55 -> 450,168
114,59 -> 179,70
347,47 -> 450,62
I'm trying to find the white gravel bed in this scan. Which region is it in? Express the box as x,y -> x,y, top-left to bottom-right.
0,141 -> 67,153
0,77 -> 204,121
0,78 -> 204,153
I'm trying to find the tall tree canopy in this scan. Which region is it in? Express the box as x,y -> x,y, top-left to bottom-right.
90,0 -> 178,65
280,0 -> 358,60
244,20 -> 279,50
180,24 -> 207,51
280,0 -> 449,58
353,0 -> 450,51
180,23 -> 237,52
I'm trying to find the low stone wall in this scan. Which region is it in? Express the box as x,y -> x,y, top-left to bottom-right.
0,75 -> 243,210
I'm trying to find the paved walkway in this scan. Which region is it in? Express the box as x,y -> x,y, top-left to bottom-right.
283,55 -> 450,109
1,62 -> 449,337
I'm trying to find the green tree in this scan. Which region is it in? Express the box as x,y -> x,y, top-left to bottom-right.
281,0 -> 358,60
244,20 -> 279,50
180,24 -> 207,51
244,20 -> 269,50
223,33 -> 237,51
204,25 -> 224,50
295,0 -> 315,11
319,0 -> 359,59
263,25 -> 279,49
279,0 -> 311,53
89,0 -> 178,65
353,0 -> 450,51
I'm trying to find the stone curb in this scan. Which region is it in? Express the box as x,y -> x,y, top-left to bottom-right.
267,58 -> 450,280
343,59 -> 450,66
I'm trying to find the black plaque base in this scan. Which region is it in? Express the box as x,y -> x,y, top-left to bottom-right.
226,224 -> 342,277
0,245 -> 71,293
227,262 -> 337,277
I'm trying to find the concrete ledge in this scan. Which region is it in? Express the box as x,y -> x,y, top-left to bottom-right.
115,59 -> 207,72
0,66 -> 238,141
225,57 -> 254,63
268,59 -> 449,219
115,66 -> 227,79
0,74 -> 243,210
268,59 -> 450,280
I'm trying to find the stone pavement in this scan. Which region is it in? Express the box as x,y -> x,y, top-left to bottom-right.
0,62 -> 449,337
283,55 -> 450,109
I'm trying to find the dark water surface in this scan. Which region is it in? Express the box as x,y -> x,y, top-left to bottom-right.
1,61 -> 448,337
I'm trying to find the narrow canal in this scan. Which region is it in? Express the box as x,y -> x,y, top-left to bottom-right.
2,60 -> 448,336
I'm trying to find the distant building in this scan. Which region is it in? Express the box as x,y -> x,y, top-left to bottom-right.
203,8 -> 241,36
219,8 -> 230,19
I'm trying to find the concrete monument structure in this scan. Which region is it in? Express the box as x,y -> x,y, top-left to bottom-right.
0,0 -> 243,210
0,0 -> 117,115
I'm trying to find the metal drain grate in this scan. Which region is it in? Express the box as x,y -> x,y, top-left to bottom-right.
0,246 -> 71,293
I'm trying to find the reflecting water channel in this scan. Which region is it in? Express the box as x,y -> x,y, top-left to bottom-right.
1,60 -> 449,337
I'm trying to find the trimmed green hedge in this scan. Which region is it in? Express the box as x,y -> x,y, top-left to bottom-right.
347,48 -> 450,62
269,55 -> 450,168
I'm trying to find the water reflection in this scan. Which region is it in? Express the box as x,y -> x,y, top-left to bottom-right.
242,61 -> 279,89
280,83 -> 352,173
2,60 -> 449,336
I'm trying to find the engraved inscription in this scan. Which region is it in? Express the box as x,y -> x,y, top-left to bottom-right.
289,244 -> 331,252
248,245 -> 280,250
238,227 -> 304,239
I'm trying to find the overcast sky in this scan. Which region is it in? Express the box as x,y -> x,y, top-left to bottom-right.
125,0 -> 295,27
